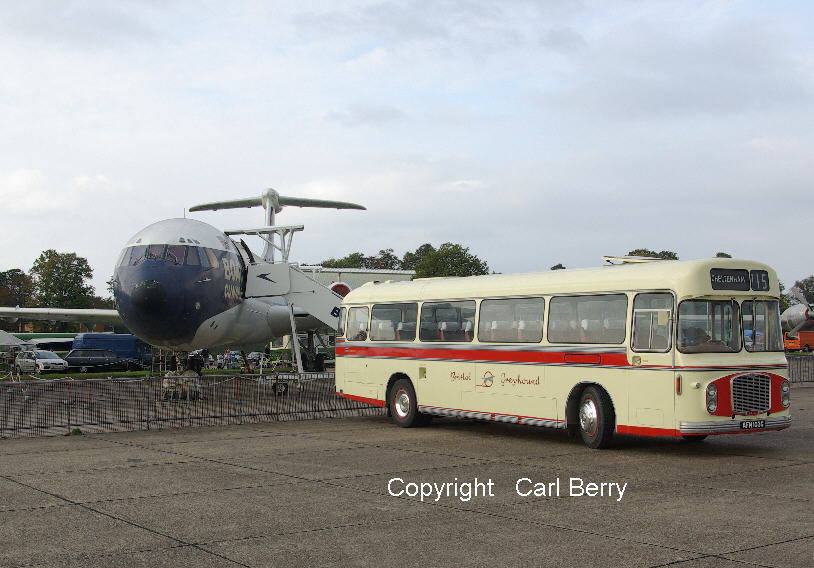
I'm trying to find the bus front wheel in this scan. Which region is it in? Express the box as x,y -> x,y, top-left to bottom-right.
389,379 -> 421,428
578,386 -> 615,449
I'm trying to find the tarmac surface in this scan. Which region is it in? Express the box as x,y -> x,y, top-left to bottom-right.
1,383 -> 812,568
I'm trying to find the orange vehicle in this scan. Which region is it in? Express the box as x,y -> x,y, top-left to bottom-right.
784,331 -> 814,352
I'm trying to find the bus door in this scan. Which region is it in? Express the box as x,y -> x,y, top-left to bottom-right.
339,306 -> 378,400
628,293 -> 676,431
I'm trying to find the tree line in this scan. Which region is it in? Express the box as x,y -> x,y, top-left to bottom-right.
0,250 -> 111,332
320,242 -> 489,279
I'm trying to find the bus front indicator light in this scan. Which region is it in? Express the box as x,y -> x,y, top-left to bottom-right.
781,380 -> 790,408
706,384 -> 718,414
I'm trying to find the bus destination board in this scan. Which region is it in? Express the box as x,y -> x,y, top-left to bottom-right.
710,269 -> 770,291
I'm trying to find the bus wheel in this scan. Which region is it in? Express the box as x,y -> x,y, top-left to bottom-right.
389,379 -> 420,428
578,386 -> 615,449
681,435 -> 707,443
803,345 -> 811,353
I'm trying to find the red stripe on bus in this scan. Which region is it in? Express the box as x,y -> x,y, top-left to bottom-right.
616,425 -> 681,437
336,345 -> 630,366
337,392 -> 387,407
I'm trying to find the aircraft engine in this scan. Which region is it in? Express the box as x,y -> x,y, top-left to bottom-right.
781,304 -> 814,333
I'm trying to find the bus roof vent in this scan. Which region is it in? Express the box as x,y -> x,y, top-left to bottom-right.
602,255 -> 664,265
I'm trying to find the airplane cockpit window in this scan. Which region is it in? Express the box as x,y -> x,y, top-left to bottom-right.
145,244 -> 166,260
198,248 -> 212,268
118,247 -> 133,266
128,245 -> 147,265
185,246 -> 201,266
165,245 -> 186,265
205,248 -> 221,268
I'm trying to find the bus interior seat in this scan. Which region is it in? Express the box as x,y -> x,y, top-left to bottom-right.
395,321 -> 416,341
375,321 -> 396,340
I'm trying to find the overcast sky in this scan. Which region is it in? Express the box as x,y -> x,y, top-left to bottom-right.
1,0 -> 812,296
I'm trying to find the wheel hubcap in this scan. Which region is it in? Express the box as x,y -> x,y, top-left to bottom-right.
579,398 -> 598,437
395,390 -> 410,418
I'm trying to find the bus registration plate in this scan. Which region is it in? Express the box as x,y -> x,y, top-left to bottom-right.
740,420 -> 765,430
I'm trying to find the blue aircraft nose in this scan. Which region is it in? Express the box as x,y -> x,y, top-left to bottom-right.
130,280 -> 166,314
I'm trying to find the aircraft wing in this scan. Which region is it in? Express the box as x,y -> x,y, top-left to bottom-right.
0,307 -> 123,325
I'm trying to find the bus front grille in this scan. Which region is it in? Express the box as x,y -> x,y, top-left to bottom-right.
732,374 -> 770,415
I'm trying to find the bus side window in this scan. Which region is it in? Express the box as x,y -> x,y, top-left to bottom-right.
549,295 -> 627,344
632,293 -> 674,352
478,298 -> 544,343
346,307 -> 369,341
371,303 -> 417,341
420,301 -> 475,342
337,307 -> 346,338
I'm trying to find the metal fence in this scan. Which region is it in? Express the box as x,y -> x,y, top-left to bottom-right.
0,373 -> 384,439
788,355 -> 814,383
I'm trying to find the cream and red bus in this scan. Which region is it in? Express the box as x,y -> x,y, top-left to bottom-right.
334,258 -> 790,448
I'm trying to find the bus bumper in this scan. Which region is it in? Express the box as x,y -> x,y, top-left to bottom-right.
679,415 -> 791,435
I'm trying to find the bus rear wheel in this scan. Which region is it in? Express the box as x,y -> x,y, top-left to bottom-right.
389,379 -> 423,428
578,386 -> 615,449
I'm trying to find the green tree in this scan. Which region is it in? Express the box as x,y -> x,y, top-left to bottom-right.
402,244 -> 436,271
715,252 -> 732,258
415,243 -> 489,278
366,248 -> 402,270
779,282 -> 792,313
0,269 -> 34,307
0,268 -> 34,331
550,263 -> 566,270
30,250 -> 96,332
321,252 -> 366,269
627,248 -> 679,260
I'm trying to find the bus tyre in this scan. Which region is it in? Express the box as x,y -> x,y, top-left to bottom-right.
578,386 -> 615,449
389,379 -> 420,428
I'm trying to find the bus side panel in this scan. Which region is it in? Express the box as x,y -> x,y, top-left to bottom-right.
466,363 -> 557,422
410,359 -> 475,412
625,347 -> 676,432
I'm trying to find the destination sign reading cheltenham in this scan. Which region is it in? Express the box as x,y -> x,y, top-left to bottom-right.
710,269 -> 770,291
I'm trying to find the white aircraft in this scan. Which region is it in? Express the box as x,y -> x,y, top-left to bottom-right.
781,286 -> 814,334
0,188 -> 364,369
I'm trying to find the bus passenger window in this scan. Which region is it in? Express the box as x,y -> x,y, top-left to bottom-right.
632,293 -> 673,352
371,304 -> 417,341
420,301 -> 475,342
346,307 -> 370,341
478,298 -> 544,343
549,295 -> 627,344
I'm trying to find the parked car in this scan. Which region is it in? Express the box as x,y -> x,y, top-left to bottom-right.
14,350 -> 68,374
63,349 -> 137,372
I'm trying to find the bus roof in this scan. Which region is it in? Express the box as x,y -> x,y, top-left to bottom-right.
342,258 -> 780,304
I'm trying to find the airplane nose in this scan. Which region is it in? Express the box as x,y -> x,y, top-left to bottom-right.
131,280 -> 166,314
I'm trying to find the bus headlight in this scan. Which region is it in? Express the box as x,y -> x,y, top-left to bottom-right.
706,383 -> 718,413
781,380 -> 790,408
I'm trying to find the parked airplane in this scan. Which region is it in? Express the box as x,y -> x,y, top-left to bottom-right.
0,188 -> 364,369
781,286 -> 814,334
